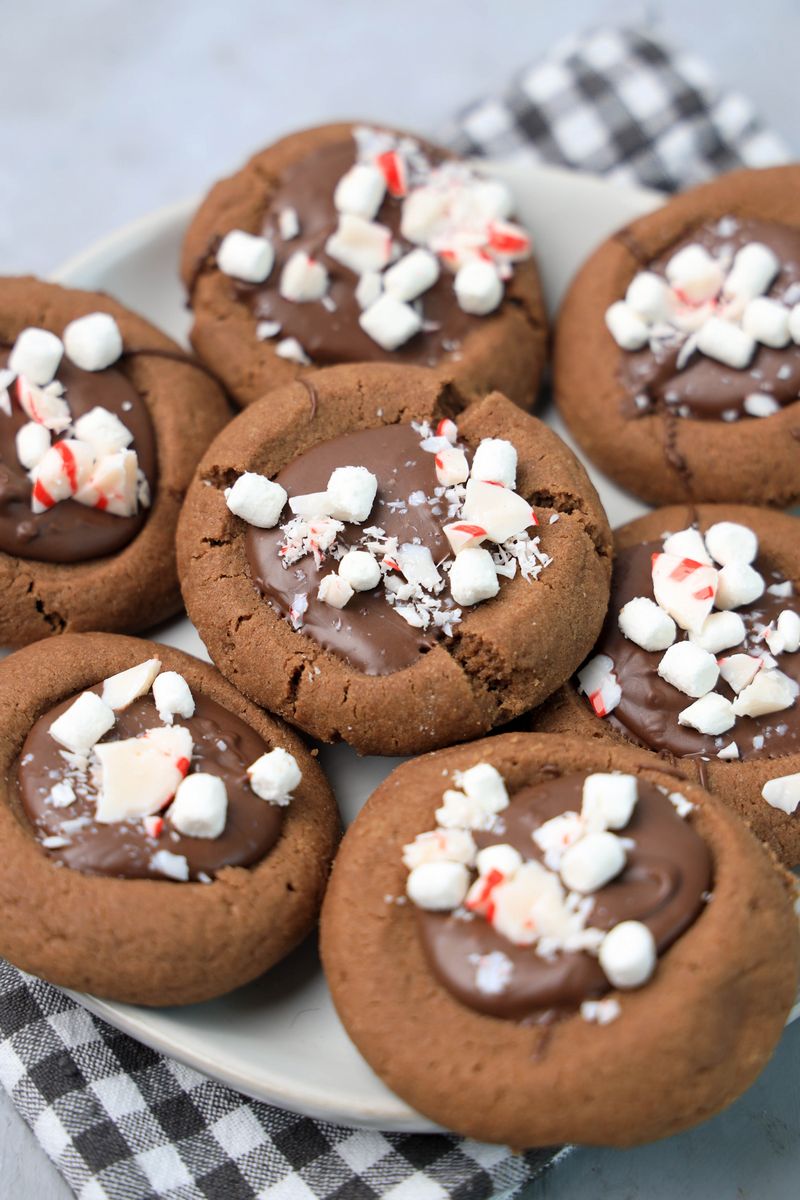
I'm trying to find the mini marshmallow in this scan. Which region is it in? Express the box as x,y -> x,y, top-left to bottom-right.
279,252 -> 328,302
665,244 -> 723,303
777,610 -> 800,652
658,641 -> 719,698
605,301 -> 649,350
733,669 -> 797,718
73,407 -> 133,456
318,574 -> 354,608
448,547 -> 499,606
457,762 -> 509,811
689,610 -> 746,654
475,843 -> 523,878
618,596 -> 676,651
678,693 -> 736,736
715,561 -> 765,610
8,328 -> 63,385
436,789 -> 499,831
338,549 -> 381,592
326,465 -> 378,523
63,313 -> 123,371
723,242 -> 779,302
577,653 -> 621,717
169,773 -> 227,839
333,163 -> 386,219
560,831 -> 627,894
359,294 -> 422,350
278,207 -> 300,240
662,527 -> 712,565
383,249 -> 439,301
718,653 -> 762,694
31,440 -> 95,513
741,297 -> 791,348
461,478 -> 533,543
581,774 -> 638,831
355,271 -> 382,310
443,522 -> 488,554
651,552 -> 718,633
470,438 -> 517,488
225,473 -> 287,528
704,521 -> 758,566
717,742 -> 740,760
15,421 -> 50,470
94,725 -> 192,824
598,920 -> 656,989
434,446 -> 469,486
744,393 -> 780,417
761,773 -> 800,815
152,671 -> 195,724
396,543 -> 441,590
326,213 -> 392,275
695,317 -> 755,369
247,747 -> 301,805
102,658 -> 161,711
150,850 -> 190,881
790,304 -> 800,344
406,861 -> 470,911
454,260 -> 503,315
402,828 -> 477,870
217,230 -> 274,283
49,691 -> 116,755
625,271 -> 673,322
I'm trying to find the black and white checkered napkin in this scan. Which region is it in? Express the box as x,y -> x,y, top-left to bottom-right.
0,25 -> 790,1200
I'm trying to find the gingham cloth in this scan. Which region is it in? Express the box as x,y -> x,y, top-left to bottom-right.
0,25 -> 790,1200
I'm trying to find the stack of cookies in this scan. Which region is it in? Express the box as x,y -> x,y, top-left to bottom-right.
0,122 -> 797,1149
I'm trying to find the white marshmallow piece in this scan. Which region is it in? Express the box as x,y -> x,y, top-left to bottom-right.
715,562 -> 765,611
741,297 -> 791,348
318,574 -> 354,608
448,547 -> 499,606
689,610 -> 746,655
790,304 -> 800,344
665,244 -> 723,303
359,293 -> 422,350
63,313 -> 123,371
217,230 -> 275,283
49,691 -> 116,755
475,843 -> 523,879
383,249 -> 439,301
658,641 -> 719,698
396,543 -> 441,590
333,163 -> 386,220
93,725 -> 193,824
225,473 -> 287,528
279,252 -> 328,303
338,549 -> 381,592
15,422 -> 50,470
599,921 -> 656,989
704,521 -> 758,566
461,478 -> 534,543
326,214 -> 392,275
761,773 -> 800,815
152,671 -> 195,724
457,762 -> 509,812
402,828 -> 477,870
73,407 -> 133,456
454,260 -> 503,315
696,317 -> 755,369
247,748 -> 301,805
744,393 -> 780,418
150,850 -> 189,881
651,552 -> 718,633
678,693 -> 736,736
625,272 -> 673,323
169,773 -> 227,839
777,610 -> 800,652
8,328 -> 63,386
470,438 -> 517,488
278,207 -> 300,240
732,669 -> 797,718
560,831 -> 627,894
581,774 -> 638,832
434,445 -> 469,486
662,527 -> 711,565
718,653 -> 762,694
723,242 -> 779,302
406,861 -> 470,911
618,596 -> 676,652
102,658 -> 161,711
605,301 -> 649,350
326,465 -> 377,523
355,272 -> 382,310
31,440 -> 95,512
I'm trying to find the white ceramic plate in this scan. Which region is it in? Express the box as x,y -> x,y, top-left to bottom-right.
39,164 -> 794,1131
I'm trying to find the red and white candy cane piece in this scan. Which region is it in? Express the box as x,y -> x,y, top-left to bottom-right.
443,522 -> 487,554
434,445 -> 469,486
93,724 -> 193,824
651,552 -> 718,633
435,417 -> 458,445
465,867 -> 506,921
376,149 -> 407,197
143,815 -> 164,838
75,449 -> 139,517
30,439 -> 94,513
577,653 -> 621,718
461,478 -> 534,542
326,214 -> 393,275
486,220 -> 531,261
16,376 -> 71,433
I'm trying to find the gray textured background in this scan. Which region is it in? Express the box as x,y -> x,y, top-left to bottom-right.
2,1 -> 799,1196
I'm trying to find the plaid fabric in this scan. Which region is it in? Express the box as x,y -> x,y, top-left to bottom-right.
444,26 -> 789,191
0,25 -> 788,1200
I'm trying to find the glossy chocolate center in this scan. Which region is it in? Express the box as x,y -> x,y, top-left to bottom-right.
17,689 -> 282,881
620,217 -> 800,420
0,352 -> 156,563
417,772 -> 711,1019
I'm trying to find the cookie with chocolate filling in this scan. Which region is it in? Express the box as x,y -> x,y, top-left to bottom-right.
530,505 -> 800,866
181,122 -> 547,411
555,164 -> 800,506
0,277 -> 230,646
0,632 -> 339,1006
176,363 -> 611,756
320,732 -> 798,1147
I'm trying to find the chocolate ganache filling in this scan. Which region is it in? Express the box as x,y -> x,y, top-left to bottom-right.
247,423 -> 464,675
0,352 -> 156,563
590,541 -> 800,761
17,689 -> 282,881
619,217 -> 800,420
245,139 -> 482,366
416,773 -> 711,1018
